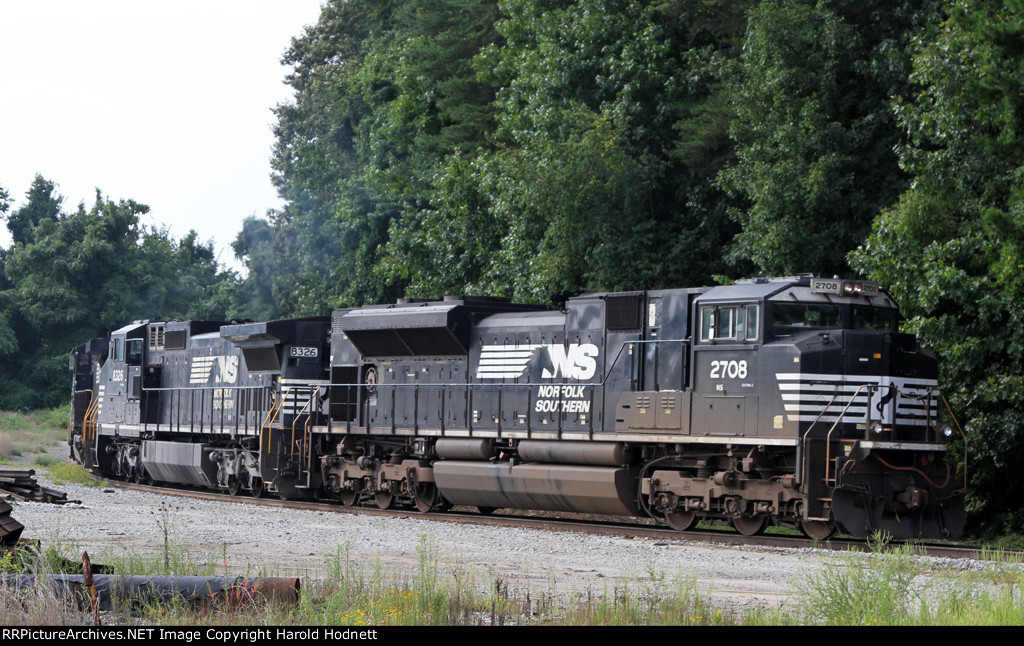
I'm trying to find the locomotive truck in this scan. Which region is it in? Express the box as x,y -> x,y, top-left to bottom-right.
69,276 -> 966,540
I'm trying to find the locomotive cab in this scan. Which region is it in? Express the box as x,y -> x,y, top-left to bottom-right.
680,277 -> 963,538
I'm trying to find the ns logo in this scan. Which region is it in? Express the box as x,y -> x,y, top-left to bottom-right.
190,355 -> 239,385
541,343 -> 598,380
475,343 -> 599,380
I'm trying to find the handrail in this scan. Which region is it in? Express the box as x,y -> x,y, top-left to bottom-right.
142,385 -> 269,392
75,388 -> 98,448
278,337 -> 674,439
798,380 -> 958,519
302,386 -> 321,470
259,388 -> 283,455
139,384 -> 271,435
84,391 -> 100,448
822,383 -> 874,486
290,385 -> 319,461
797,382 -> 872,519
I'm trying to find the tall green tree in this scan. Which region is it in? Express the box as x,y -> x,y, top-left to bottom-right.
269,0 -> 502,313
0,185 -> 17,364
1,184 -> 237,408
385,0 -> 753,302
231,216 -> 292,321
852,0 -> 1024,533
722,0 -> 941,276
5,175 -> 63,245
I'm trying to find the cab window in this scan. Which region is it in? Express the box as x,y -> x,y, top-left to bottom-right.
852,306 -> 897,331
699,304 -> 759,342
126,339 -> 143,366
770,303 -> 841,329
112,337 -> 125,362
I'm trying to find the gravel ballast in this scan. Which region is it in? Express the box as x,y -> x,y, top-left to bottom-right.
11,477 -> 821,614
9,469 -> 1009,619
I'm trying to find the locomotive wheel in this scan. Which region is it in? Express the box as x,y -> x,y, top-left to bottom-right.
250,477 -> 264,498
227,476 -> 241,497
732,515 -> 769,536
414,483 -> 439,513
375,491 -> 394,510
800,519 -> 837,541
665,509 -> 698,532
338,488 -> 359,507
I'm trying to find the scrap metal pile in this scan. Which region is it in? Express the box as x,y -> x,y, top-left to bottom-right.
0,499 -> 23,546
0,468 -> 76,504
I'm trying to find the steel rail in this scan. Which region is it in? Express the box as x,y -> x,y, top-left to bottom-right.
99,477 -> 1000,561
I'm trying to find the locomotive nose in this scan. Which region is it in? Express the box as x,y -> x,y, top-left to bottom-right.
840,330 -> 889,376
842,330 -> 929,379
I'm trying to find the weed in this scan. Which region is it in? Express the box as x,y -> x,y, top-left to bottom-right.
797,542 -> 1024,625
8,524 -> 1022,626
0,407 -> 68,459
796,542 -> 926,625
867,529 -> 894,552
151,501 -> 182,572
34,454 -> 60,467
46,462 -> 102,486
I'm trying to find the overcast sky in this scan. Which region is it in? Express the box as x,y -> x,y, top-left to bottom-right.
0,1 -> 324,268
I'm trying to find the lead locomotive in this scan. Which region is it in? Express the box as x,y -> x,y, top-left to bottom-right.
69,276 -> 966,540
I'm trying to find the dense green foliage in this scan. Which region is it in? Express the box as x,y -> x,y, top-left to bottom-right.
257,0 -> 758,308
721,0 -> 942,275
385,0 -> 753,301
4,0 -> 1024,533
0,176 -> 239,408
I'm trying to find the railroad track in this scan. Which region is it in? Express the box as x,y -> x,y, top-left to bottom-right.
102,478 -> 995,561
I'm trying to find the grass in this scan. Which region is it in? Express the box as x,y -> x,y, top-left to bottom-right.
44,462 -> 103,486
34,454 -> 61,467
291,537 -> 732,626
778,532 -> 1024,625
0,533 -> 738,626
0,405 -> 69,461
3,528 -> 1024,626
0,404 -> 98,483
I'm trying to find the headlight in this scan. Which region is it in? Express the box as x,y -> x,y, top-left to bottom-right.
939,423 -> 953,438
870,421 -> 884,434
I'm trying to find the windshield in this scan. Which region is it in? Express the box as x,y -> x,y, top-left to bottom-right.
770,303 -> 841,329
852,306 -> 897,331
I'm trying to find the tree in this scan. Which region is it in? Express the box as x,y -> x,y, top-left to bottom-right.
384,0 -> 754,301
4,175 -> 63,245
1,185 -> 238,408
268,0 -> 502,312
721,0 -> 941,276
231,216 -> 290,321
0,186 -> 18,364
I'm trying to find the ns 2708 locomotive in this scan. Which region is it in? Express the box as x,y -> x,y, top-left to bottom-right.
68,276 -> 967,540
